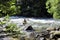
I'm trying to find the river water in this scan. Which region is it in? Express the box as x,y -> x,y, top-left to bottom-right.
9,16 -> 60,29
0,16 -> 60,40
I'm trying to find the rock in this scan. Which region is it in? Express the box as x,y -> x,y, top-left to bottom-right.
23,19 -> 27,25
50,31 -> 60,35
50,31 -> 60,40
46,27 -> 56,32
58,38 -> 60,40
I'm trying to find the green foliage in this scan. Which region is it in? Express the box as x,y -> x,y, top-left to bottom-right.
6,23 -> 19,32
5,23 -> 20,34
0,0 -> 21,17
0,15 -> 10,25
0,21 -> 6,25
46,0 -> 60,19
4,14 -> 10,21
5,22 -> 21,37
0,15 -> 21,37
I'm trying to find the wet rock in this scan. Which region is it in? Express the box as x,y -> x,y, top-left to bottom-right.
58,38 -> 60,40
23,19 -> 27,25
50,31 -> 60,35
49,31 -> 60,40
26,25 -> 35,31
56,27 -> 60,31
0,38 -> 3,40
46,27 -> 55,31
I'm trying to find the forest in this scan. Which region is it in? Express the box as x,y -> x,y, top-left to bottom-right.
0,0 -> 60,19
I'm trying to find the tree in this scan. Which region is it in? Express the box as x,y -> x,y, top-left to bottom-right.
17,0 -> 51,17
0,0 -> 21,17
46,0 -> 60,19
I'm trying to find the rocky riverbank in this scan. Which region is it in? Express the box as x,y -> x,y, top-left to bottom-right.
0,17 -> 60,40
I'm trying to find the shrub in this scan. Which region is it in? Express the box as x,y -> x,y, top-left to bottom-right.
0,0 -> 21,17
46,0 -> 60,19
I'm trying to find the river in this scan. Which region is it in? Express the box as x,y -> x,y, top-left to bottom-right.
0,16 -> 60,40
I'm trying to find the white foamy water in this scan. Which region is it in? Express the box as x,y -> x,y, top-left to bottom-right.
1,16 -> 60,27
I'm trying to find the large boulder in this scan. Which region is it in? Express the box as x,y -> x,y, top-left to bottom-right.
50,31 -> 60,35
46,27 -> 56,31
50,31 -> 60,39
